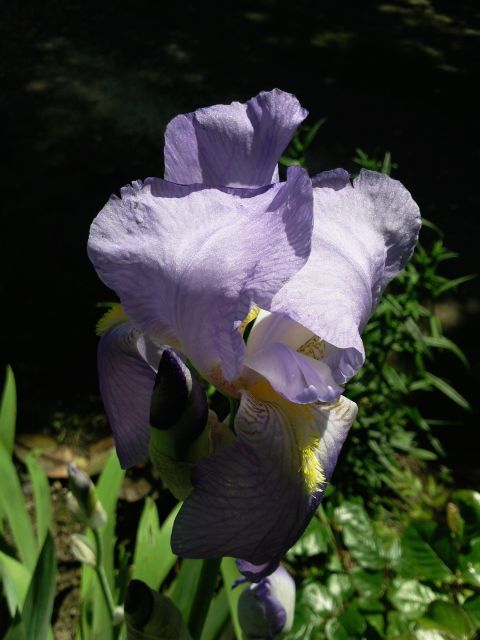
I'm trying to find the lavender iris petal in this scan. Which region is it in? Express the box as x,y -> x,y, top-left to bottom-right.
164,88 -> 308,188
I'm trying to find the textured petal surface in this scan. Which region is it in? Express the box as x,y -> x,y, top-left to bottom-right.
171,389 -> 356,577
164,89 -> 308,187
97,323 -> 163,468
272,169 -> 421,382
88,168 -> 313,383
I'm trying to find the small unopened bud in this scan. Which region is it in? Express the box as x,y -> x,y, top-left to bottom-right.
125,579 -> 191,639
68,464 -> 107,529
238,566 -> 295,639
70,533 -> 96,566
149,349 -> 210,499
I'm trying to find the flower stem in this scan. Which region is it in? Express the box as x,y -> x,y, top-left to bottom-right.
188,557 -> 222,639
92,528 -> 117,622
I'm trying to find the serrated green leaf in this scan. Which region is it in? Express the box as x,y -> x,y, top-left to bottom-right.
338,603 -> 367,634
25,453 -> 52,547
419,600 -> 475,639
325,618 -> 350,640
452,491 -> 480,540
335,502 -> 383,570
400,524 -> 453,581
327,574 -> 353,603
388,579 -> 436,619
350,569 -> 383,599
300,582 -> 337,616
463,593 -> 480,629
287,516 -> 328,558
21,531 -> 56,640
132,498 -> 179,590
0,366 -> 16,455
0,445 -> 37,570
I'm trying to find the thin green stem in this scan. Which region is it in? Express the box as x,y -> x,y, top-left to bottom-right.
188,557 -> 222,640
93,528 -> 117,622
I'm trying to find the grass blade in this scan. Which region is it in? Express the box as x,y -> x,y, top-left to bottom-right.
220,558 -> 247,640
424,372 -> 471,411
0,445 -> 37,570
25,453 -> 52,547
0,366 -> 16,456
200,588 -> 230,640
0,551 -> 32,615
132,498 -> 179,589
21,531 -> 56,640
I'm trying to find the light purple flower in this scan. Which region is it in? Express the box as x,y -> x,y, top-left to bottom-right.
88,89 -> 420,579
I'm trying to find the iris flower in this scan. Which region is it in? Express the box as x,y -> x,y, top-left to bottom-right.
88,89 -> 420,580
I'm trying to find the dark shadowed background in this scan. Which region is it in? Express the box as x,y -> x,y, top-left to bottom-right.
2,0 -> 479,480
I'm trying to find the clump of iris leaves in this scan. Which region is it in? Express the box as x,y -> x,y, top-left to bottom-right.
0,123 -> 478,640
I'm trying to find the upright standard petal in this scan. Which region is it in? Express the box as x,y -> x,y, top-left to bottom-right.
97,322 -> 163,468
171,385 -> 357,579
272,169 -> 421,383
164,89 -> 308,188
88,167 -> 313,384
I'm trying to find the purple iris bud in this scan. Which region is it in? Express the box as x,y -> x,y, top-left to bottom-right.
238,566 -> 295,639
150,348 -> 208,457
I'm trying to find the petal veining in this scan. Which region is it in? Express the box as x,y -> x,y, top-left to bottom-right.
88,167 -> 313,383
164,89 -> 308,188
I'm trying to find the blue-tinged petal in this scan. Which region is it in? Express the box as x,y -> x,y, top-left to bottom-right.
97,323 -> 163,468
238,565 -> 295,639
164,89 -> 308,188
171,387 -> 356,578
88,167 -> 313,384
272,169 -> 421,383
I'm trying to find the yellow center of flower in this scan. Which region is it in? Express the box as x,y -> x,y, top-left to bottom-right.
250,380 -> 325,493
238,305 -> 261,335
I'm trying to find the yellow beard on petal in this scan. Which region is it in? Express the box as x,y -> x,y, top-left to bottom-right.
238,305 -> 261,335
249,380 -> 325,493
96,304 -> 129,336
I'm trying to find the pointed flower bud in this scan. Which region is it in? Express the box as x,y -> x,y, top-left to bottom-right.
67,464 -> 107,529
238,566 -> 295,639
125,579 -> 191,640
149,349 -> 209,499
70,533 -> 97,566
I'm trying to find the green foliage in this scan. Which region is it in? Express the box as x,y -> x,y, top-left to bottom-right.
0,369 -> 56,639
286,493 -> 480,640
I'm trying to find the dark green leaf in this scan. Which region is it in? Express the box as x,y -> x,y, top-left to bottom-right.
287,516 -> 328,558
21,532 -> 56,640
400,523 -> 453,581
350,570 -> 383,599
419,600 -> 475,639
325,618 -> 350,640
452,491 -> 480,540
463,593 -> 480,629
388,579 -> 436,618
337,603 -> 367,634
